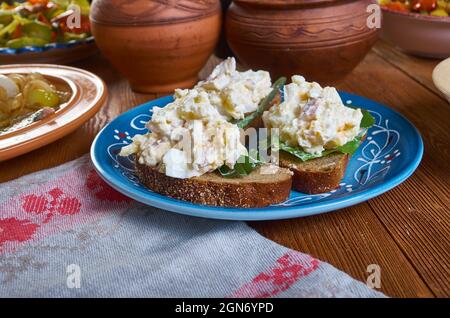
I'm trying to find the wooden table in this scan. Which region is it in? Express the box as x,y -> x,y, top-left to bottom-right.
1,40 -> 448,298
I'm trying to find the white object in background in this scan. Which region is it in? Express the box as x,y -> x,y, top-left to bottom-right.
432,58 -> 450,104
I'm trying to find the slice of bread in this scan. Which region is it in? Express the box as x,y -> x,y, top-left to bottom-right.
279,151 -> 349,194
135,159 -> 292,208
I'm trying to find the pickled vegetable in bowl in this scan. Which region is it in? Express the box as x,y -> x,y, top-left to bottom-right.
0,72 -> 71,134
0,0 -> 91,50
379,0 -> 450,16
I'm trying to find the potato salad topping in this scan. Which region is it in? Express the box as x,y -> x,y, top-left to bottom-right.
119,89 -> 247,179
120,58 -> 274,179
195,57 -> 272,120
263,75 -> 363,155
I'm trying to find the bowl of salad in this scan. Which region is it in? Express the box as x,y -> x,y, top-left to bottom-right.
0,0 -> 96,64
379,0 -> 450,58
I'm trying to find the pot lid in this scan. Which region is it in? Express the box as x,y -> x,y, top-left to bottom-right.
90,0 -> 220,26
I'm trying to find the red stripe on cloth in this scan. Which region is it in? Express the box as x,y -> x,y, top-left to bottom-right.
0,218 -> 40,254
0,168 -> 131,255
227,251 -> 319,298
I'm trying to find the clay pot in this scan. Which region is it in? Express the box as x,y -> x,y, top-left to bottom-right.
226,0 -> 379,84
91,0 -> 221,93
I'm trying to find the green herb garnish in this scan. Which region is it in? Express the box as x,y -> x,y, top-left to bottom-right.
217,77 -> 286,177
275,142 -> 328,161
234,77 -> 287,129
360,109 -> 375,129
277,131 -> 366,161
217,150 -> 263,178
278,108 -> 375,161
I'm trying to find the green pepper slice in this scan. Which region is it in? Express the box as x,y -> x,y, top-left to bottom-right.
7,37 -> 48,49
0,12 -> 13,26
46,8 -> 65,21
70,0 -> 91,16
26,89 -> 60,108
22,21 -> 52,42
63,31 -> 87,42
0,19 -> 19,38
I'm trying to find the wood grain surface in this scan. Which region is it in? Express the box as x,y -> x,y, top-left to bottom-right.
0,40 -> 448,298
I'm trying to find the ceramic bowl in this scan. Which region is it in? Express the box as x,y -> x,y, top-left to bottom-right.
381,8 -> 450,59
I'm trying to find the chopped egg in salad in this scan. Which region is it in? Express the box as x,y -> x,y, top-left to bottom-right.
119,88 -> 247,179
195,57 -> 272,120
263,75 -> 363,155
119,58 -> 272,179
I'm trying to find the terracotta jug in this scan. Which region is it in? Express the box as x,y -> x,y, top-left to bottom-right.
226,0 -> 379,84
91,0 -> 221,93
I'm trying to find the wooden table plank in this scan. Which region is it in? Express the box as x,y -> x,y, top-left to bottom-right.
337,51 -> 450,297
372,40 -> 443,98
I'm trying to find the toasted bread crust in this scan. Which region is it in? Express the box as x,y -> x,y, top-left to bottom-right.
279,152 -> 349,194
135,160 -> 292,208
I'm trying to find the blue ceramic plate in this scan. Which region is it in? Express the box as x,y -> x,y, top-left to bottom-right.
91,92 -> 423,221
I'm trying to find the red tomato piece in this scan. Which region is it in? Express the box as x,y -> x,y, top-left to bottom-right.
38,13 -> 51,25
12,25 -> 22,39
28,0 -> 49,5
59,15 -> 90,34
384,2 -> 410,12
411,0 -> 438,12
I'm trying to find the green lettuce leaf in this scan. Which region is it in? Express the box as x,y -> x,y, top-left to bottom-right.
360,109 -> 375,129
278,132 -> 365,162
234,77 -> 286,129
278,108 -> 375,162
276,142 -> 329,161
217,150 -> 263,178
334,131 -> 366,154
217,77 -> 287,177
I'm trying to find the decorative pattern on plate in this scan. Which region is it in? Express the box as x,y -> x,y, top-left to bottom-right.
353,110 -> 401,186
107,109 -> 154,188
107,97 -> 402,208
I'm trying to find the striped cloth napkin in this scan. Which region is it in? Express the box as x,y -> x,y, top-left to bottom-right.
0,155 -> 384,298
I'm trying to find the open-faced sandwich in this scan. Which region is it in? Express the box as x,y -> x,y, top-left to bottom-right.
119,58 -> 292,208
263,75 -> 375,194
119,58 -> 374,207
